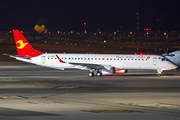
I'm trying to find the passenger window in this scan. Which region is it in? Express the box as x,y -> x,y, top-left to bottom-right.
95,58 -> 97,60
88,58 -> 90,60
91,58 -> 93,60
114,58 -> 116,60
117,58 -> 119,60
99,58 -> 101,60
84,58 -> 86,60
107,58 -> 109,60
81,58 -> 83,60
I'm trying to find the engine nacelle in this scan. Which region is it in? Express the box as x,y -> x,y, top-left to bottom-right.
101,67 -> 127,75
165,50 -> 180,66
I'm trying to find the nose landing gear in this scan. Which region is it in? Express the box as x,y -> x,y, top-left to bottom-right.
157,70 -> 162,77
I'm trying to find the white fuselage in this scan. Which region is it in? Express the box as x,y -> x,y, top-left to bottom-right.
16,53 -> 177,71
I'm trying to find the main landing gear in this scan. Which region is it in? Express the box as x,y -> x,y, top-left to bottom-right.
157,70 -> 162,77
88,69 -> 102,77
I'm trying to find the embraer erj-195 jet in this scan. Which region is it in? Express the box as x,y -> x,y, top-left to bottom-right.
4,30 -> 178,77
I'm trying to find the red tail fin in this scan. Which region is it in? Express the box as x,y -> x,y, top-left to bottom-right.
13,30 -> 43,58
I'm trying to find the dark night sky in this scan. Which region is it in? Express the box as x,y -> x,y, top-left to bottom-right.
0,0 -> 180,32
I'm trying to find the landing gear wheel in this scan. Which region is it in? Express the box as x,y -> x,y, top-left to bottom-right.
88,72 -> 94,77
157,70 -> 162,77
97,72 -> 102,77
157,73 -> 161,77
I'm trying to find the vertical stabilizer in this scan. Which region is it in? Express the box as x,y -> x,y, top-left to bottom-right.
13,30 -> 43,58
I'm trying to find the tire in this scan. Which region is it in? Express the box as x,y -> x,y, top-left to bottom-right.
97,72 -> 102,77
88,72 -> 94,77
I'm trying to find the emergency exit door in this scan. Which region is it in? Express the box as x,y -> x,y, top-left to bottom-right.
153,58 -> 157,65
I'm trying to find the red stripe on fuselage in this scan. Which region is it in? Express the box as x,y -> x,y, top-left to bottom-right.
56,55 -> 65,63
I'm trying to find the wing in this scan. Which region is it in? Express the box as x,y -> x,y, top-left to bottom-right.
68,62 -> 106,70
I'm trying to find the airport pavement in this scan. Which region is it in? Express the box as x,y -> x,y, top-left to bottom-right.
0,62 -> 180,120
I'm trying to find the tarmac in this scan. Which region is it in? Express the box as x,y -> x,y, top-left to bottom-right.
0,62 -> 180,120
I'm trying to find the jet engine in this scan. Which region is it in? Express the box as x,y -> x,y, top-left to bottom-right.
100,66 -> 128,75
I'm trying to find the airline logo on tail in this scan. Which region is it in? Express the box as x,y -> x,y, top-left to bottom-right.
16,40 -> 28,49
34,25 -> 45,34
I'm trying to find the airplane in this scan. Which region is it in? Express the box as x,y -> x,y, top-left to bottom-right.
0,18 -> 46,44
24,18 -> 47,42
3,30 -> 179,77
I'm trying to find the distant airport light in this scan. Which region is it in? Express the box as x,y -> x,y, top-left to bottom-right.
117,30 -> 119,32
164,33 -> 166,36
44,29 -> 47,33
114,32 -> 116,35
71,31 -> 74,34
104,40 -> 106,43
21,31 -> 23,33
121,26 -> 123,28
84,22 -> 86,25
97,28 -> 99,31
175,30 -> 177,32
157,19 -> 159,21
137,12 -> 139,15
144,28 -> 151,31
84,30 -> 87,34
48,32 -> 51,34
99,31 -> 101,34
63,32 -> 66,34
68,32 -> 70,34
57,31 -> 60,34
9,31 -> 12,33
130,32 -> 132,35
